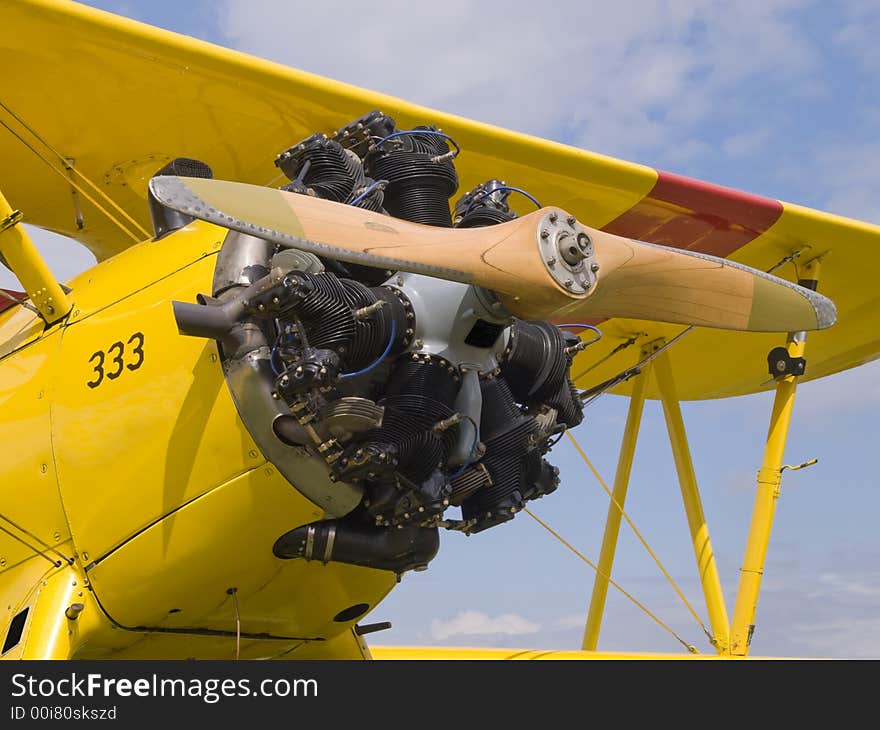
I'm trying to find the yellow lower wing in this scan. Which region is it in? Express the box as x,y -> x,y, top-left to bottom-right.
370,646 -> 731,660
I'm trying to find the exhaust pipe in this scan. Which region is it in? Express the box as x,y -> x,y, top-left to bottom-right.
273,520 -> 439,574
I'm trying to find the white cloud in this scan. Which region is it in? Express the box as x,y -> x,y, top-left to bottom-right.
430,610 -> 541,641
809,139 -> 880,223
813,572 -> 880,599
216,0 -> 818,166
791,617 -> 880,658
554,613 -> 589,630
722,128 -> 771,160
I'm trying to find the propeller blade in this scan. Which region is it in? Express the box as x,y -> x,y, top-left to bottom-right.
149,176 -> 835,332
556,235 -> 837,331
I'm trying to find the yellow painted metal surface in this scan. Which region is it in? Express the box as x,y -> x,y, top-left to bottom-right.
0,558 -> 58,658
0,329 -> 71,573
0,189 -> 72,323
654,350 -> 729,652
77,635 -> 307,661
52,250 -> 263,562
87,464 -> 394,641
0,0 -> 654,264
287,629 -> 371,660
582,354 -> 652,651
729,263 -> 820,655
0,305 -> 44,360
16,565 -> 99,660
0,211 -> 397,658
371,646 -> 732,660
61,222 -> 224,320
0,562 -> 333,660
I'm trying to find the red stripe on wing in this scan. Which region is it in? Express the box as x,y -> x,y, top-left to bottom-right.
555,172 -> 785,330
602,170 -> 783,256
0,288 -> 26,315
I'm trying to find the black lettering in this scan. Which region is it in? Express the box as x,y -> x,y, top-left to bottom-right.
86,350 -> 105,388
126,332 -> 145,371
106,341 -> 125,380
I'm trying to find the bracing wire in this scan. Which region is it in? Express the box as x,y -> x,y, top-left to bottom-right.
570,335 -> 641,382
0,100 -> 149,241
523,508 -> 698,654
0,512 -> 72,565
0,525 -> 62,568
564,431 -> 715,644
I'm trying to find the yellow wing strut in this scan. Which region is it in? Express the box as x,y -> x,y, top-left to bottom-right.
0,189 -> 72,323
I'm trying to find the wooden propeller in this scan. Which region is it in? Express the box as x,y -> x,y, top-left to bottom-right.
149,176 -> 836,332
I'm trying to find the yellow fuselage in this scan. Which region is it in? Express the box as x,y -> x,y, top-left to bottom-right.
0,221 -> 394,659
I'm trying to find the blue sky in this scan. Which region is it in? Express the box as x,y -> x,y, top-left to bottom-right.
4,0 -> 880,657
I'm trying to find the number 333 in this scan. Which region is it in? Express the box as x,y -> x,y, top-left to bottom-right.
87,332 -> 145,389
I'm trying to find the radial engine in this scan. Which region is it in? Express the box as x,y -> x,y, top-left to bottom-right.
169,111 -> 592,576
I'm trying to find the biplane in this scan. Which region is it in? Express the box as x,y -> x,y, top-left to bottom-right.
0,0 -> 875,660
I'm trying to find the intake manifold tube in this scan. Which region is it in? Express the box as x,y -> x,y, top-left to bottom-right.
273,520 -> 439,574
172,298 -> 240,340
171,267 -> 289,341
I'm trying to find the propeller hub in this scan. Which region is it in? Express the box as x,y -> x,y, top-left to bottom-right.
536,209 -> 598,295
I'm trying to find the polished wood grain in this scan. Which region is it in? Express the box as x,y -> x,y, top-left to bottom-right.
153,177 -> 829,332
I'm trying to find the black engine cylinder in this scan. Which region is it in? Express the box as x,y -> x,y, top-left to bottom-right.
366,354 -> 461,483
275,134 -> 364,203
453,179 -> 518,229
501,320 -> 584,428
365,127 -> 458,227
461,377 -> 559,533
277,272 -> 409,374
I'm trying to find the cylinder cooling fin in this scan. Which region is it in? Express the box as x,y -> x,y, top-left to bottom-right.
172,110 -> 596,577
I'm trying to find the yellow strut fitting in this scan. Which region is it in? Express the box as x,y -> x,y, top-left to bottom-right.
729,260 -> 822,656
582,347 -> 653,651
653,347 -> 730,654
0,189 -> 73,324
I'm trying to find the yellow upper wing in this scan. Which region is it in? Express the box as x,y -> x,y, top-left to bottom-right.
2,0 -> 878,399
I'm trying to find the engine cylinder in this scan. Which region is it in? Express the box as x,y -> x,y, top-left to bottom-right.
365,127 -> 458,227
